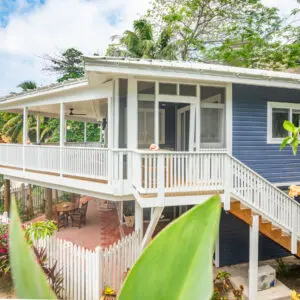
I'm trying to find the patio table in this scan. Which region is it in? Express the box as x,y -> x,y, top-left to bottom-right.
56,201 -> 79,227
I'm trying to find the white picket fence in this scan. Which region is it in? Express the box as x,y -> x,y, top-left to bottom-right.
34,230 -> 141,300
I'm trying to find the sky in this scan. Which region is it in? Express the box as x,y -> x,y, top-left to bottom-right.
0,0 -> 299,97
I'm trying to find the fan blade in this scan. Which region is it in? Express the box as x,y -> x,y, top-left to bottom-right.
72,113 -> 87,116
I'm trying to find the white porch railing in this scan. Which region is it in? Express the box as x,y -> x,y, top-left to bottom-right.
132,150 -> 227,194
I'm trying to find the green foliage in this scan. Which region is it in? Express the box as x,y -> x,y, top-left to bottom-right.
24,220 -> 57,245
9,198 -> 56,299
107,18 -> 177,60
280,120 -> 300,155
44,48 -> 84,83
144,0 -> 299,69
33,247 -> 64,297
17,81 -> 37,91
119,195 -> 221,300
276,258 -> 290,277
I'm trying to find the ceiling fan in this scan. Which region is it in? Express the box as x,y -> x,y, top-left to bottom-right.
68,108 -> 86,116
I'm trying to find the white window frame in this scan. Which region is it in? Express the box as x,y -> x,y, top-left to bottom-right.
138,107 -> 165,145
267,101 -> 300,144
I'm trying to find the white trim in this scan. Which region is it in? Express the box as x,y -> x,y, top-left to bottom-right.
195,84 -> 201,151
84,58 -> 300,90
154,81 -> 159,145
226,83 -> 233,154
177,105 -> 190,151
157,94 -> 198,104
267,101 -> 300,144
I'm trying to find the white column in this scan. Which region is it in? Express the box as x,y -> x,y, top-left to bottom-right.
64,120 -> 67,143
60,103 -> 65,147
23,107 -> 28,144
249,215 -> 259,300
154,81 -> 159,146
196,85 -> 201,151
127,78 -> 138,149
226,83 -> 233,154
60,103 -> 65,176
107,92 -> 114,149
189,103 -> 196,151
114,79 -> 119,148
135,200 -> 143,243
23,107 -> 28,170
36,114 -> 40,144
84,122 -> 87,143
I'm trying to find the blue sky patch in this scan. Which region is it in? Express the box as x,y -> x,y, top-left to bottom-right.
0,0 -> 45,27
105,9 -> 122,26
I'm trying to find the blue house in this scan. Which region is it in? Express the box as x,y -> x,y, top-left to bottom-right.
0,57 -> 299,282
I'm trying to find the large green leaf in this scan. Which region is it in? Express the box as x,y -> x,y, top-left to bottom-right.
9,198 -> 56,299
119,195 -> 221,300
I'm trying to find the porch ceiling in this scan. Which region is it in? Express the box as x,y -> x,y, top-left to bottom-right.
10,99 -> 107,123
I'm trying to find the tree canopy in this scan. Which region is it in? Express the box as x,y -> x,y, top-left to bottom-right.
17,81 -> 37,91
106,19 -> 177,59
43,48 -> 85,82
108,0 -> 299,70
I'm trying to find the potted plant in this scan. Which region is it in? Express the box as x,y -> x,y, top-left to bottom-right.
100,286 -> 117,300
124,207 -> 134,227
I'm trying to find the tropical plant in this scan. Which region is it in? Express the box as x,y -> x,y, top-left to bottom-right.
17,81 -> 37,91
107,18 -> 177,60
24,220 -> 57,245
280,120 -> 300,155
33,247 -> 64,297
9,198 -> 57,299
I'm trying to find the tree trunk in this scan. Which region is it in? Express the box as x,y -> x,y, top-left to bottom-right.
45,188 -> 53,220
27,184 -> 33,218
3,179 -> 10,214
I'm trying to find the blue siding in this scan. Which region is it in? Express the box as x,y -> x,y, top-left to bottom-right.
219,211 -> 289,266
232,84 -> 300,184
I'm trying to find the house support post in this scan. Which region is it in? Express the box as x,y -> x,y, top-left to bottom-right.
45,188 -> 53,220
36,114 -> 40,144
224,155 -> 231,211
84,122 -> 87,143
4,179 -> 10,215
135,200 -> 143,245
291,207 -> 298,254
114,79 -> 119,148
141,207 -> 164,250
249,215 -> 259,300
60,103 -> 65,177
23,107 -> 28,170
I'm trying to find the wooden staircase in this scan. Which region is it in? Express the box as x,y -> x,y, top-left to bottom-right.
229,198 -> 300,257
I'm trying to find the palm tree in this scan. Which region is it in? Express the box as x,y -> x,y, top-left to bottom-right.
17,81 -> 37,91
106,19 -> 177,60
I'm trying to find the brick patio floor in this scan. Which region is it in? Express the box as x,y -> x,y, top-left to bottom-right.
28,198 -> 171,250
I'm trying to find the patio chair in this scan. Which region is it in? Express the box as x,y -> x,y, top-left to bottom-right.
56,209 -> 67,230
70,202 -> 88,228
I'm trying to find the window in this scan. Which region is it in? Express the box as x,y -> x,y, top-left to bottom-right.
200,86 -> 225,148
159,83 -> 177,95
267,102 -> 300,143
138,103 -> 165,148
179,84 -> 196,97
138,81 -> 155,101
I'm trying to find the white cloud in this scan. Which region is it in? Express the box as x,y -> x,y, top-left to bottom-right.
0,0 -> 298,97
262,0 -> 299,15
0,0 -> 150,96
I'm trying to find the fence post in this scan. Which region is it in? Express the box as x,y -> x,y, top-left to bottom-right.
157,154 -> 165,206
223,154 -> 231,211
95,247 -> 103,300
291,206 -> 297,254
